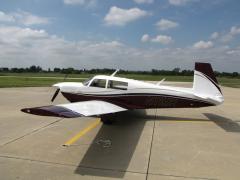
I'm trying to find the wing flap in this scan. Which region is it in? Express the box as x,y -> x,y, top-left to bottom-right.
21,100 -> 127,118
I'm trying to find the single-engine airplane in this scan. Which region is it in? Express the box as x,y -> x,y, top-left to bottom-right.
21,62 -> 224,124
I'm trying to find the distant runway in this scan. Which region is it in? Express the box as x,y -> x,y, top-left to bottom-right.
0,75 -> 87,80
0,83 -> 240,180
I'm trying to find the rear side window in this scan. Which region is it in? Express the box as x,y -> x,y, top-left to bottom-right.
108,80 -> 128,90
89,79 -> 106,88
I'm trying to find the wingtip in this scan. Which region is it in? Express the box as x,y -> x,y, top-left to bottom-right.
21,108 -> 31,114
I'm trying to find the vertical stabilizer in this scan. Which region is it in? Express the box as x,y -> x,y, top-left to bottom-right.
193,62 -> 223,105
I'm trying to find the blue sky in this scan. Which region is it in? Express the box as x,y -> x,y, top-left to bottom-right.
0,0 -> 240,72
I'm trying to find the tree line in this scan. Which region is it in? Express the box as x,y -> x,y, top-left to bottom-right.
0,65 -> 239,78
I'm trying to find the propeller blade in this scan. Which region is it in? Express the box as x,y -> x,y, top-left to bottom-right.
51,88 -> 60,102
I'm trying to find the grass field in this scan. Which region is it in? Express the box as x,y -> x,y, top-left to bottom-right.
0,73 -> 239,88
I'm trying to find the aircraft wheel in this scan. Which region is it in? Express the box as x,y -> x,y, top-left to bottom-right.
101,118 -> 113,125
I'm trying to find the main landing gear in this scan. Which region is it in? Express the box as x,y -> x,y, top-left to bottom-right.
100,114 -> 115,125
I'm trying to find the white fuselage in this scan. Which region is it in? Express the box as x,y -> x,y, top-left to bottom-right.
53,75 -> 223,109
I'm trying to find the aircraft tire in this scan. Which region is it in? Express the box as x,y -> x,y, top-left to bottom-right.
101,118 -> 113,125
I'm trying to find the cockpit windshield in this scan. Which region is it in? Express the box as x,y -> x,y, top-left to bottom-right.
82,77 -> 93,86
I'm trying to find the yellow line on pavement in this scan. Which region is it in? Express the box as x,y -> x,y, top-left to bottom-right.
63,119 -> 101,146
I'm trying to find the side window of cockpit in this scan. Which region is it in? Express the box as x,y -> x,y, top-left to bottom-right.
107,80 -> 128,90
89,79 -> 106,88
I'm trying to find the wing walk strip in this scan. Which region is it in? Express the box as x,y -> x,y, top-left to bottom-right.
63,119 -> 101,146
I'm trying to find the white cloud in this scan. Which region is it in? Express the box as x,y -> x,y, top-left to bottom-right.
221,26 -> 240,43
133,0 -> 154,4
104,6 -> 148,26
13,11 -> 50,26
208,26 -> 240,44
221,34 -> 232,43
156,19 -> 178,31
0,25 -> 126,69
0,11 -> 14,22
0,26 -> 49,48
226,49 -> 240,55
230,26 -> 240,36
64,0 -> 85,4
210,32 -> 219,40
63,0 -> 96,6
141,34 -> 150,42
193,40 -> 213,49
168,0 -> 191,6
151,35 -> 173,44
141,34 -> 173,45
0,25 -> 239,72
0,11 -> 49,26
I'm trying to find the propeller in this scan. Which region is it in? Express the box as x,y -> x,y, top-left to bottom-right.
51,73 -> 68,102
51,88 -> 60,102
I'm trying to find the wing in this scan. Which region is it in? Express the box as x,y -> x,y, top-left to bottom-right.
21,100 -> 127,118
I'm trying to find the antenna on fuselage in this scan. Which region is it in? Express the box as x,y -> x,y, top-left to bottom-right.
111,69 -> 119,77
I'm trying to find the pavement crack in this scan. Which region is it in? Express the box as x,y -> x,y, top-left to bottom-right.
145,109 -> 156,180
185,150 -> 202,174
0,118 -> 64,147
148,172 -> 218,180
0,154 -> 146,175
0,154 -> 219,180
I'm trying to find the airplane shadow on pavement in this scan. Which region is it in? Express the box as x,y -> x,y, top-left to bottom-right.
204,113 -> 240,133
75,110 -> 148,178
74,110 -> 240,178
143,113 -> 240,133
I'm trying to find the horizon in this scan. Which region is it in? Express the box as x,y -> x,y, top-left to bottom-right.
1,65 -> 239,74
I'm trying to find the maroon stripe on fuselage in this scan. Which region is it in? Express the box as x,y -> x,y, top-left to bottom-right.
61,92 -> 214,109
